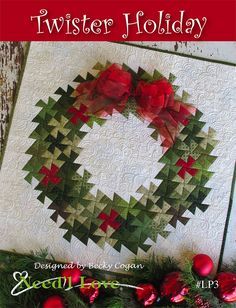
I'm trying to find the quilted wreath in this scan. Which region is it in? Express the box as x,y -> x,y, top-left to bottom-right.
23,62 -> 217,253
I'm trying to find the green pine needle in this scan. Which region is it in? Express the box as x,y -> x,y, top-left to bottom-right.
129,253 -> 179,284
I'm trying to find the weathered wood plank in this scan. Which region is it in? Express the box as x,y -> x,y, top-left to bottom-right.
0,42 -> 26,157
130,42 -> 236,64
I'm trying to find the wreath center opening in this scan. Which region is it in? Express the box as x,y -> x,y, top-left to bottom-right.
76,112 -> 164,202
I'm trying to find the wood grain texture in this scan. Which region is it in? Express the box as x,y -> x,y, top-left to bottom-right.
129,42 -> 236,65
0,42 -> 26,157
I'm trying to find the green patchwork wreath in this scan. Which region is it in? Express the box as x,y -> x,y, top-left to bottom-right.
23,62 -> 217,253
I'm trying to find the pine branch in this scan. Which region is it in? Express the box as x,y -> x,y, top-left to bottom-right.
129,253 -> 179,284
0,250 -> 236,308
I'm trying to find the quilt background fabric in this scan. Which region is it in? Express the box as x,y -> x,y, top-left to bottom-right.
22,63 -> 217,254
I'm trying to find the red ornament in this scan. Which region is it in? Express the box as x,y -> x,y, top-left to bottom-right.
80,278 -> 100,304
136,283 -> 158,306
42,295 -> 65,308
61,266 -> 81,285
192,254 -> 214,277
216,272 -> 236,303
161,272 -> 189,303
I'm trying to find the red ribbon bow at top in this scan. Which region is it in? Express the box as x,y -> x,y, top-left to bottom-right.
74,63 -> 132,116
74,63 -> 196,151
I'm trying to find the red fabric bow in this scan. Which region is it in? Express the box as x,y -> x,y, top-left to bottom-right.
75,63 -> 132,117
135,79 -> 174,114
135,78 -> 195,150
74,64 -> 195,151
